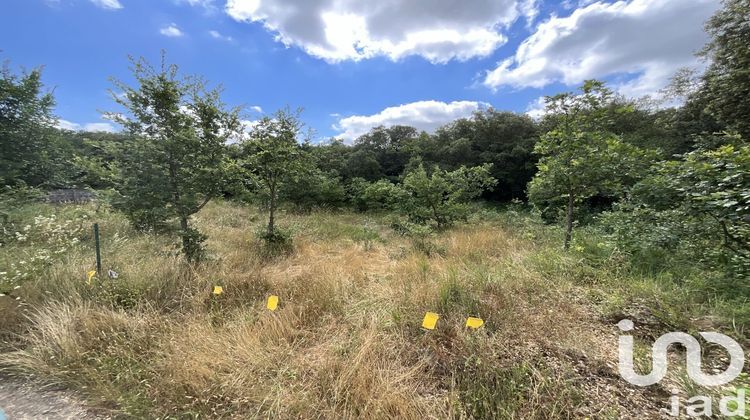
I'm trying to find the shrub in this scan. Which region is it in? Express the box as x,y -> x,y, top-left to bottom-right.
282,169 -> 346,211
348,178 -> 405,212
398,163 -> 496,228
255,225 -> 294,258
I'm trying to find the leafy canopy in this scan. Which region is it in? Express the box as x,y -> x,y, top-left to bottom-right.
240,108 -> 311,235
109,54 -> 240,261
528,80 -> 651,248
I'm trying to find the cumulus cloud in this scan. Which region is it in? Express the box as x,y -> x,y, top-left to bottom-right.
333,100 -> 486,141
160,23 -> 184,37
224,0 -> 529,63
483,0 -> 719,96
56,119 -> 117,132
90,0 -> 123,10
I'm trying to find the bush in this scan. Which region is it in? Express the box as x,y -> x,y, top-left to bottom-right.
255,225 -> 294,258
399,163 -> 497,228
602,138 -> 750,281
389,218 -> 444,256
347,178 -> 405,212
179,227 -> 208,263
282,169 -> 346,211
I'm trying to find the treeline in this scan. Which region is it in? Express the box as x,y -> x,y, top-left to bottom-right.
1,1 -> 748,280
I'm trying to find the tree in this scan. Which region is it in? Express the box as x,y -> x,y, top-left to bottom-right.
528,80 -> 650,249
306,138 -> 351,176
352,125 -> 419,180
241,108 -> 309,236
282,168 -> 346,211
0,62 -> 68,187
108,55 -> 240,261
399,163 -> 497,228
342,148 -> 383,181
423,110 -> 538,201
64,131 -> 130,190
604,135 -> 750,279
675,139 -> 750,263
699,0 -> 750,139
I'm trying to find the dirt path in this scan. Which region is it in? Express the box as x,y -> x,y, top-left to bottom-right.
0,375 -> 103,420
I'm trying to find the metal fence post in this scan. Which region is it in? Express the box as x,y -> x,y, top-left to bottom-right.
94,223 -> 102,275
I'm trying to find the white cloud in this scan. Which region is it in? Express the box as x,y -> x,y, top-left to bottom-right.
56,119 -> 81,131
240,119 -> 260,131
224,0 -> 531,63
524,96 -> 547,120
519,0 -> 540,27
209,30 -> 233,42
249,105 -> 263,113
333,100 -> 486,141
177,0 -> 215,7
160,23 -> 184,38
483,0 -> 719,96
90,0 -> 123,10
56,119 -> 117,133
84,122 -> 117,132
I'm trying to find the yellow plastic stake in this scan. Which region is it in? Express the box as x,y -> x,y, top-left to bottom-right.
465,317 -> 484,329
422,312 -> 439,330
86,270 -> 97,285
213,285 -> 223,295
266,295 -> 279,311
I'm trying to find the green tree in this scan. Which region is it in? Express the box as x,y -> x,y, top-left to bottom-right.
675,139 -> 750,263
342,148 -> 383,181
352,125 -> 419,180
699,0 -> 750,139
0,62 -> 68,187
528,80 -> 650,249
424,110 -> 538,200
604,135 -> 750,279
241,108 -> 309,236
108,55 -> 240,261
282,168 -> 345,211
62,131 -> 131,189
399,163 -> 497,228
306,138 -> 352,176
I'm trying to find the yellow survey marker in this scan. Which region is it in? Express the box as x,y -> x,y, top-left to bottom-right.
267,295 -> 279,311
422,312 -> 439,330
465,317 -> 484,329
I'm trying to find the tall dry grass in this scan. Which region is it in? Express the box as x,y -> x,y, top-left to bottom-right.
0,200 -> 684,418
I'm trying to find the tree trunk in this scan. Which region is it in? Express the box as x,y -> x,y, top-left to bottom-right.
564,192 -> 574,250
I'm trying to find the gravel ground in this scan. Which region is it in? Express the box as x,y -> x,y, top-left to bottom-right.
0,375 -> 103,420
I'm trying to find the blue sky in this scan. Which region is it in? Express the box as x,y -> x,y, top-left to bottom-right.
1,0 -> 719,141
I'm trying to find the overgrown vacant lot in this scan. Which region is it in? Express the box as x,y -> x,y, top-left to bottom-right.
0,200 -> 743,418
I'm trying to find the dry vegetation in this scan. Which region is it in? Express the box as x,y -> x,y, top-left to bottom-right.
0,200 -> 740,418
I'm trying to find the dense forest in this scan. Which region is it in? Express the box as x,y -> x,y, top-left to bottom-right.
1,0 -> 749,417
